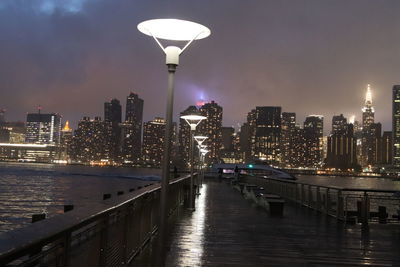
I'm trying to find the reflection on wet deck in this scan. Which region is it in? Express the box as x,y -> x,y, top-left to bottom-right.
137,179 -> 400,266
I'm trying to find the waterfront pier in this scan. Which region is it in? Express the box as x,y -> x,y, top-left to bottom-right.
135,177 -> 400,266
1,173 -> 400,266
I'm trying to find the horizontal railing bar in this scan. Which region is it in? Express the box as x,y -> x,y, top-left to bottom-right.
258,176 -> 400,194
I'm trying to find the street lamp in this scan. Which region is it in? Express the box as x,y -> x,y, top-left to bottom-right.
180,114 -> 206,209
137,18 -> 210,261
194,136 -> 208,189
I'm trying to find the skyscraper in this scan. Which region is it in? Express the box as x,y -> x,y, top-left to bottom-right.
25,111 -> 61,145
326,115 -> 357,170
381,131 -> 392,165
199,101 -> 223,164
280,112 -> 296,167
304,115 -> 323,168
251,106 -> 281,165
142,117 -> 166,167
60,121 -> 73,160
393,85 -> 400,167
179,105 -> 199,167
104,99 -> 122,162
238,122 -> 251,162
70,117 -> 112,162
331,114 -> 347,135
220,126 -> 235,163
122,92 -> 144,164
361,84 -> 376,166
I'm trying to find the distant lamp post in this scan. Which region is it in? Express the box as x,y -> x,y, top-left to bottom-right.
194,136 -> 208,189
181,114 -> 207,209
137,18 -> 210,260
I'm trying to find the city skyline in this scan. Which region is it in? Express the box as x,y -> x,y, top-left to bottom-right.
1,1 -> 400,133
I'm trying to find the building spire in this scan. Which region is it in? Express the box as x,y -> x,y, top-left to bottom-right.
63,120 -> 72,131
365,84 -> 372,106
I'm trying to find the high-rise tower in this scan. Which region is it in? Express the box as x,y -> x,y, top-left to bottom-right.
393,85 -> 400,167
104,99 -> 122,162
121,93 -> 144,164
199,101 -> 223,164
361,84 -> 379,167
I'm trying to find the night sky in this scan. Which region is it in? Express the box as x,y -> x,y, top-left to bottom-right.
1,0 -> 400,134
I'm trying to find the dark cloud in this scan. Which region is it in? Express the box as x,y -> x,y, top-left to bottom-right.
0,0 -> 399,134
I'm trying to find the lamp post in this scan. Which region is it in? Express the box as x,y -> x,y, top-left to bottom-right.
180,114 -> 206,210
194,136 -> 208,189
137,19 -> 210,262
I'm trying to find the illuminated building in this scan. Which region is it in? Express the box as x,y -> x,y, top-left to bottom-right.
326,115 -> 358,170
393,85 -> 400,167
361,84 -> 377,166
332,114 -> 347,135
142,117 -> 166,167
291,125 -> 307,167
179,105 -> 199,167
0,143 -> 57,163
0,122 -> 25,143
304,115 -> 323,168
248,106 -> 281,165
60,121 -> 73,160
122,92 -> 144,164
220,127 -> 236,163
221,127 -> 234,151
104,99 -> 122,162
70,117 -> 112,163
238,122 -> 250,162
25,111 -> 61,145
198,101 -> 223,164
381,131 -> 392,165
280,112 -> 296,167
0,128 -> 9,143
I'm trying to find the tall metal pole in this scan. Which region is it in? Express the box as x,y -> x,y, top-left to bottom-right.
189,129 -> 195,210
157,63 -> 176,265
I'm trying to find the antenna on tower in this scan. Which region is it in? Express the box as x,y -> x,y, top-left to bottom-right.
37,105 -> 42,114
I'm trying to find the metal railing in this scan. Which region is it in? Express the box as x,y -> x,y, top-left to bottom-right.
0,174 -> 192,266
241,175 -> 400,225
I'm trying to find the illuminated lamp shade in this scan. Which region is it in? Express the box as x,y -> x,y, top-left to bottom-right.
194,135 -> 208,145
180,114 -> 206,130
200,149 -> 209,154
137,19 -> 211,41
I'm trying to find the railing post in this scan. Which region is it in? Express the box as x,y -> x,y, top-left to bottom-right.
308,185 -> 313,208
361,192 -> 370,227
316,186 -> 321,211
62,232 -> 71,267
325,188 -> 331,215
99,215 -> 109,267
301,184 -> 305,204
336,190 -> 343,220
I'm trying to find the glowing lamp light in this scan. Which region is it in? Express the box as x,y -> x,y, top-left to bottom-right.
248,164 -> 254,168
194,135 -> 208,145
137,19 -> 210,41
181,114 -> 207,130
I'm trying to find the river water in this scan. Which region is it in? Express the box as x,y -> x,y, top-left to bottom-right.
0,163 -> 161,233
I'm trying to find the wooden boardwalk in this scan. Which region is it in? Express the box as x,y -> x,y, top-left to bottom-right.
134,179 -> 400,266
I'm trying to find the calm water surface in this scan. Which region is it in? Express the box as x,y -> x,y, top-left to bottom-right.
0,163 -> 161,233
